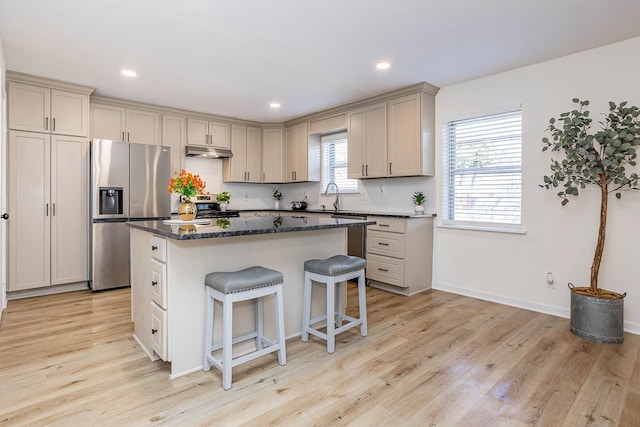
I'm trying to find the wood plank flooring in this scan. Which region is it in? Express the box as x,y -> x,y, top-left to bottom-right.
1,287 -> 638,426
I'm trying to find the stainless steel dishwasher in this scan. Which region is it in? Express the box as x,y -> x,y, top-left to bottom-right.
331,214 -> 367,259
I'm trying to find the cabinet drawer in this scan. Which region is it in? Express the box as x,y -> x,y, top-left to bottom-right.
367,254 -> 405,287
150,259 -> 167,309
368,217 -> 405,233
367,230 -> 405,258
150,302 -> 168,361
150,235 -> 166,262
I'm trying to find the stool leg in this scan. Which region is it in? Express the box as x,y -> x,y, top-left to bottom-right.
222,294 -> 233,390
256,296 -> 264,350
326,277 -> 336,353
301,271 -> 311,342
358,270 -> 368,337
336,281 -> 345,327
202,288 -> 213,371
275,284 -> 287,365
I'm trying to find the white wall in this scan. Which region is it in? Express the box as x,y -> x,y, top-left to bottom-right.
433,37 -> 640,334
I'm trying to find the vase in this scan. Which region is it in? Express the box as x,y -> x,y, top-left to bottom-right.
414,205 -> 424,214
274,200 -> 280,210
178,200 -> 197,220
219,202 -> 228,212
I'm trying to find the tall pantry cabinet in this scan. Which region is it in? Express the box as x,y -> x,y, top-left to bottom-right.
6,73 -> 94,292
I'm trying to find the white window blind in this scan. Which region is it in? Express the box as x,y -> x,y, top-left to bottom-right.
321,132 -> 358,193
443,109 -> 522,228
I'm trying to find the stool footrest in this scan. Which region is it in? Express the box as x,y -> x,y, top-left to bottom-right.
210,331 -> 259,352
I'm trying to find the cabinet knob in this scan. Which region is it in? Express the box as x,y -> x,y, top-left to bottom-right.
151,328 -> 158,335
1,213 -> 8,220
152,280 -> 158,286
151,245 -> 158,251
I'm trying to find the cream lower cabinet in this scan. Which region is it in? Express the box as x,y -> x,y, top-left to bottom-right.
8,131 -> 88,291
91,103 -> 160,144
366,216 -> 433,296
131,231 -> 169,361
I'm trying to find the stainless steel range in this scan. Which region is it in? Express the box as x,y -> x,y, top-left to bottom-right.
192,195 -> 240,218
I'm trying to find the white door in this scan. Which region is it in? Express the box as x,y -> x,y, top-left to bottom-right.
1,72 -> 7,318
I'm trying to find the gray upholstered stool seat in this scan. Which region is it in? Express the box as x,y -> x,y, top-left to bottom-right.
304,255 -> 366,276
205,266 -> 283,294
202,266 -> 286,390
302,255 -> 367,353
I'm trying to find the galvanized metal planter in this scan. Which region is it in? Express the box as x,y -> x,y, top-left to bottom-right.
569,284 -> 625,344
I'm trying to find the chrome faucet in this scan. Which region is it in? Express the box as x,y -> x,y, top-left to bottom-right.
324,182 -> 340,212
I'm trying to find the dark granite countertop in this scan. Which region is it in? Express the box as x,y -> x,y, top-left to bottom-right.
241,208 -> 436,219
127,215 -> 376,241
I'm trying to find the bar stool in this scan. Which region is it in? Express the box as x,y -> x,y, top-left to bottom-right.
301,255 -> 367,353
202,266 -> 286,390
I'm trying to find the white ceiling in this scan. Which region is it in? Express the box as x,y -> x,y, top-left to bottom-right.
2,0 -> 640,123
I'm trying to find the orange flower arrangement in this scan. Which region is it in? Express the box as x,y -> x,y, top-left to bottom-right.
166,170 -> 206,198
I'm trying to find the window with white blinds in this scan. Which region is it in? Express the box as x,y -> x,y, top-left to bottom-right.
443,109 -> 522,228
321,132 -> 358,194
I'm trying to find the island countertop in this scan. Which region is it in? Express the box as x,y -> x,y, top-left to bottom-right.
127,215 -> 376,240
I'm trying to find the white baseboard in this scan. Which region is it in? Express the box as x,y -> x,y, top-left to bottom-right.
432,281 -> 640,336
7,282 -> 89,300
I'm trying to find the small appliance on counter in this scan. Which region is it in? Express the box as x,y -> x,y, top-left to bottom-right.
191,195 -> 240,218
90,139 -> 171,291
291,195 -> 308,211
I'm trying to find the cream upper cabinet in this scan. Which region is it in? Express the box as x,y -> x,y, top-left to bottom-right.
222,124 -> 261,182
347,102 -> 387,179
388,93 -> 435,177
261,128 -> 285,183
8,131 -> 88,291
91,103 -> 160,144
285,122 -> 319,182
187,118 -> 230,149
8,81 -> 90,137
161,114 -> 186,174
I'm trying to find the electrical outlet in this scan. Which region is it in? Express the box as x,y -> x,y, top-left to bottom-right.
244,191 -> 248,200
546,272 -> 555,288
379,185 -> 385,194
304,191 -> 308,199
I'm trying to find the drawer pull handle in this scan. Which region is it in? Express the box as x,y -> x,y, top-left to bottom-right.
378,224 -> 390,227
151,245 -> 158,251
152,280 -> 158,286
151,328 -> 158,335
378,268 -> 389,272
378,242 -> 390,246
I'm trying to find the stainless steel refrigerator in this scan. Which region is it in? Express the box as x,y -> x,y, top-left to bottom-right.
90,139 -> 171,291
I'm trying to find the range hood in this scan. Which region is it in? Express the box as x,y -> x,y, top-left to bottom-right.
185,145 -> 233,158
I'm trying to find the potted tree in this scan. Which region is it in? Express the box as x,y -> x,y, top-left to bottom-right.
541,99 -> 640,343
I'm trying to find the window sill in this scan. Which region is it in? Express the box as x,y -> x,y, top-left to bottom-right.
438,223 -> 527,235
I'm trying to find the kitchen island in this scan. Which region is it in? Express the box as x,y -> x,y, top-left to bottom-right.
128,215 -> 375,378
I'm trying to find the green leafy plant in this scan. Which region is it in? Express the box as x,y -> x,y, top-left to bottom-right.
541,99 -> 640,295
412,191 -> 426,205
216,191 -> 231,204
273,188 -> 283,200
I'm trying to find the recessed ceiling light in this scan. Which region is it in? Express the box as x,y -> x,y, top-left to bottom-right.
269,103 -> 281,109
376,62 -> 391,70
121,69 -> 137,77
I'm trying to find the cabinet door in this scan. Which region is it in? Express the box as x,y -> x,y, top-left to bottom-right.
209,121 -> 230,149
8,82 -> 50,133
51,135 -> 88,285
162,114 -> 186,174
8,132 -> 51,291
186,118 -> 209,146
347,109 -> 366,179
295,124 -> 309,181
91,104 -> 126,141
126,108 -> 159,144
285,126 -> 297,182
227,124 -> 248,182
51,90 -> 89,136
246,127 -> 262,183
262,128 -> 285,183
388,93 -> 421,176
365,102 -> 388,178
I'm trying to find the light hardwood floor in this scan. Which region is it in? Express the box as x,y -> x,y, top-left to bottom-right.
1,287 -> 639,426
